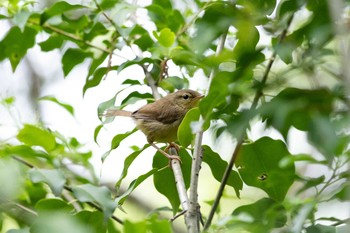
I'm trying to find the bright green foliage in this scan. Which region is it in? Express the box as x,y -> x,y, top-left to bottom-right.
236,137 -> 295,201
1,0 -> 350,232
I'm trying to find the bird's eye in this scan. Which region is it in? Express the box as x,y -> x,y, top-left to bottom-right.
183,94 -> 190,100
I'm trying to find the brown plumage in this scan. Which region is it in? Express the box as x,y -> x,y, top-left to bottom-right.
103,89 -> 204,161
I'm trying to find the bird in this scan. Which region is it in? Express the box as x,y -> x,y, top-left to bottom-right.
102,89 -> 204,162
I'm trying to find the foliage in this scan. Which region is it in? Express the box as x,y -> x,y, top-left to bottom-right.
1,0 -> 350,232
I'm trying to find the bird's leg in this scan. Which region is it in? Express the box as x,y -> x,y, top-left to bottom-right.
165,142 -> 180,153
151,143 -> 181,163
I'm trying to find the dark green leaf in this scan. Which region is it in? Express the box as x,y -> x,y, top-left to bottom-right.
120,91 -> 153,106
152,148 -> 192,215
117,57 -> 154,74
159,76 -> 189,92
29,168 -> 66,196
130,25 -> 154,51
17,124 -> 56,152
72,184 -> 116,219
39,34 -> 64,51
35,199 -> 74,214
0,26 -> 37,71
42,1 -> 86,23
122,79 -> 142,86
177,107 -> 200,147
115,168 -> 158,205
62,48 -> 92,77
202,145 -> 243,197
232,198 -> 287,229
261,88 -> 334,138
38,96 -> 74,116
115,144 -> 149,190
306,224 -> 336,233
236,137 -> 295,201
332,183 -> 350,201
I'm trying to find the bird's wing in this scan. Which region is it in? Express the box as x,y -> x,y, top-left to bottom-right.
132,103 -> 181,124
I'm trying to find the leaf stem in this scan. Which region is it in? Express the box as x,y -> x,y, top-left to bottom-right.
203,14 -> 294,231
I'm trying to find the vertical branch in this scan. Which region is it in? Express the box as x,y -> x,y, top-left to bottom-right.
203,14 -> 294,231
186,32 -> 228,233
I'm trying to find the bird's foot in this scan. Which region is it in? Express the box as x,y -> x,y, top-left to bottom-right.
165,142 -> 180,153
151,143 -> 182,164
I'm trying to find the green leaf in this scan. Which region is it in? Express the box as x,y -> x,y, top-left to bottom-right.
110,128 -> 138,151
17,124 -> 56,152
232,198 -> 287,229
41,1 -> 86,23
306,224 -> 336,233
115,168 -> 158,205
159,76 -> 189,92
72,184 -> 116,219
94,124 -> 103,145
0,26 -> 37,71
75,211 -> 106,233
120,91 -> 154,106
62,48 -> 92,77
29,168 -> 66,196
30,212 -> 93,233
147,214 -> 172,233
0,145 -> 49,159
35,199 -> 74,214
38,96 -> 74,116
130,25 -> 154,51
202,145 -> 243,197
156,28 -> 175,47
152,148 -> 192,215
237,0 -> 276,16
332,183 -> 350,201
261,88 -> 334,138
177,107 -> 200,147
122,79 -> 142,85
115,144 -> 149,190
236,137 -> 295,201
124,220 -> 147,233
83,66 -> 119,95
39,34 -> 64,51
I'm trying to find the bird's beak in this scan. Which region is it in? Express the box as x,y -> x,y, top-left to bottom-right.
197,94 -> 205,99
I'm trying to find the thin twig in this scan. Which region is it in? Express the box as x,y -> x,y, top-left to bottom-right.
142,65 -> 161,100
186,30 -> 229,233
11,156 -> 124,225
203,14 -> 294,231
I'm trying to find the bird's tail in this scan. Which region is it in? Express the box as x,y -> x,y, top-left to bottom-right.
101,109 -> 132,117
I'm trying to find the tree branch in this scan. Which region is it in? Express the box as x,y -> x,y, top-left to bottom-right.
186,31 -> 228,233
203,14 -> 294,230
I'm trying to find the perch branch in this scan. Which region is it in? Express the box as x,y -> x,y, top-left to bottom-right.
204,14 -> 294,230
186,31 -> 228,233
